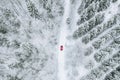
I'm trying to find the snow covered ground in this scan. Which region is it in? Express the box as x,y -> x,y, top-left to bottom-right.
58,0 -> 70,80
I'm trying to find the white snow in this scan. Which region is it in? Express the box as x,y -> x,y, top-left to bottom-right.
58,0 -> 70,80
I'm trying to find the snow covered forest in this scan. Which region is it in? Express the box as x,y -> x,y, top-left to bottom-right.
0,0 -> 120,80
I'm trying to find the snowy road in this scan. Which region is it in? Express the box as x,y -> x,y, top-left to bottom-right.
58,0 -> 70,80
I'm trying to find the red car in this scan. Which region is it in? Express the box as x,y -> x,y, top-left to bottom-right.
60,45 -> 63,51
